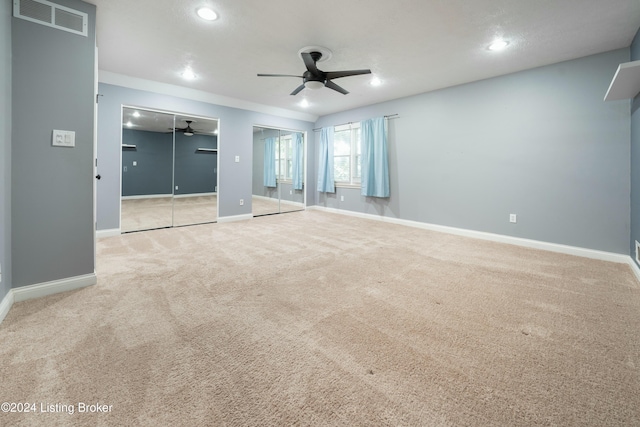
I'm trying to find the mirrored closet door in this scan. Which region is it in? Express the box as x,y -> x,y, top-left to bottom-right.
252,126 -> 305,217
121,107 -> 219,233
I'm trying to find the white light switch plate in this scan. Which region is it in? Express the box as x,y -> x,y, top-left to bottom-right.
52,130 -> 75,147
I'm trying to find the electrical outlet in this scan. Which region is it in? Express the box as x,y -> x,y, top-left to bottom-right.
123,166 -> 127,172
340,195 -> 344,202
175,186 -> 179,190
289,190 -> 292,195
239,199 -> 244,206
235,155 -> 240,163
132,161 -> 137,166
509,214 -> 517,223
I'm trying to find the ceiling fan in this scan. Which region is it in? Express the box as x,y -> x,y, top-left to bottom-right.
258,49 -> 371,95
169,120 -> 200,137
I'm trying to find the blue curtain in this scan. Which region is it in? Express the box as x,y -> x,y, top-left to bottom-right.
361,117 -> 389,197
292,133 -> 304,190
317,127 -> 335,193
263,137 -> 277,188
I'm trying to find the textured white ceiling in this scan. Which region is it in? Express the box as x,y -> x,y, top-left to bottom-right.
86,0 -> 640,119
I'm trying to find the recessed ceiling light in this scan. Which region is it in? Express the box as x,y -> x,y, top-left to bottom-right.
181,68 -> 196,80
488,40 -> 509,51
370,77 -> 382,87
126,121 -> 133,127
300,99 -> 309,108
197,7 -> 218,21
132,111 -> 140,118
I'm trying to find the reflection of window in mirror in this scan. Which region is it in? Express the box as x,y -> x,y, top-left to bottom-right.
252,126 -> 305,217
276,134 -> 295,183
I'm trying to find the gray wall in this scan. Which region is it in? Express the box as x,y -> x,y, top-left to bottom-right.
174,132 -> 218,195
1,0 -> 11,299
12,0 -> 96,288
631,30 -> 640,266
122,129 -> 173,197
96,83 -> 314,230
315,49 -> 631,255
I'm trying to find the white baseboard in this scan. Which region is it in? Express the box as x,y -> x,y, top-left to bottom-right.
309,206 -> 630,265
12,272 -> 97,303
0,289 -> 14,325
252,194 -> 304,208
122,194 -> 172,200
96,228 -> 120,239
217,213 -> 253,223
629,258 -> 640,283
173,192 -> 217,198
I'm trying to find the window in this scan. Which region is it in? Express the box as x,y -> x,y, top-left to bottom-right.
275,134 -> 293,182
333,123 -> 361,185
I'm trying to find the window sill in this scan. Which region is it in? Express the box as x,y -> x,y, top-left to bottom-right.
335,183 -> 361,189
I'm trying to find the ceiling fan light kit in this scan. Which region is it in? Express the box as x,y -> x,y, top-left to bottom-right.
258,45 -> 372,96
170,120 -> 200,136
305,81 -> 324,90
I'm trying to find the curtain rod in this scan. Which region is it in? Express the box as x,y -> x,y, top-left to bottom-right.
313,114 -> 398,132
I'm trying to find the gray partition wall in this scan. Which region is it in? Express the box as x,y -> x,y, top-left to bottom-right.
1,0 -> 11,300
11,0 -> 96,288
631,29 -> 640,267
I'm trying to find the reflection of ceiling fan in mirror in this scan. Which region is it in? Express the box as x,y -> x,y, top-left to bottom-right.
169,120 -> 207,137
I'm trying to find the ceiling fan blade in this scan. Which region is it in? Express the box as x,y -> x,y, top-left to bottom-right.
325,69 -> 372,79
301,52 -> 320,75
290,84 -> 306,96
325,80 -> 349,95
257,73 -> 303,78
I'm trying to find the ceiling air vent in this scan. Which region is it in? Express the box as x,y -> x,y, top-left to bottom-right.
13,0 -> 87,37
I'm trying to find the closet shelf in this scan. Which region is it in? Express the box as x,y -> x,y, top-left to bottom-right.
121,144 -> 137,148
604,60 -> 640,101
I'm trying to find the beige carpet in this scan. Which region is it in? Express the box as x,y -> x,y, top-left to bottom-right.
122,195 -> 219,232
1,211 -> 640,426
122,195 -> 302,232
121,197 -> 174,232
252,196 -> 304,217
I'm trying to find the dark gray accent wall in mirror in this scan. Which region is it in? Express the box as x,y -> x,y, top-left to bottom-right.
252,126 -> 305,216
121,107 -> 219,232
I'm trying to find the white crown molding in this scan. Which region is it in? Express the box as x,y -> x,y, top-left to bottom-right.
98,70 -> 319,123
